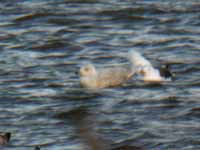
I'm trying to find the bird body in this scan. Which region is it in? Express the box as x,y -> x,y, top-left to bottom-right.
80,64 -> 135,89
79,50 -> 172,88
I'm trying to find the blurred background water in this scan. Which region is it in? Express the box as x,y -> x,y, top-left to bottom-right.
0,0 -> 200,150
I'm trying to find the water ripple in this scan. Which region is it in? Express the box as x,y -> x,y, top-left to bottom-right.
0,0 -> 199,150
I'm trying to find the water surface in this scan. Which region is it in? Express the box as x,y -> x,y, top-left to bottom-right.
0,0 -> 200,150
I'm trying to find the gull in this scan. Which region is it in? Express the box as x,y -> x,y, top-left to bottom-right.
79,63 -> 136,89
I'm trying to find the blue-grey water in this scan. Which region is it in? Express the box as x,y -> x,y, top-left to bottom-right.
0,0 -> 200,150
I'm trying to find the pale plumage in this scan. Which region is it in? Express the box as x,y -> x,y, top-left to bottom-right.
78,50 -> 172,88
79,64 -> 135,89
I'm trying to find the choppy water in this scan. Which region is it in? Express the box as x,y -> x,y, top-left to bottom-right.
0,0 -> 200,150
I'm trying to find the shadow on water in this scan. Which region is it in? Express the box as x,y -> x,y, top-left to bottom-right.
54,106 -> 144,150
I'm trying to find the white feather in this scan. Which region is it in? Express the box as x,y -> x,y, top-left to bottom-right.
128,50 -> 168,82
128,50 -> 152,68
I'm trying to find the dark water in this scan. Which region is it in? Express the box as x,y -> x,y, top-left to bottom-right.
0,0 -> 200,150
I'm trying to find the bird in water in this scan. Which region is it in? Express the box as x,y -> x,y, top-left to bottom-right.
79,63 -> 136,89
78,50 -> 173,88
0,132 -> 11,145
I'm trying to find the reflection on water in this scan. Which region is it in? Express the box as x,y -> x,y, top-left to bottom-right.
0,0 -> 200,149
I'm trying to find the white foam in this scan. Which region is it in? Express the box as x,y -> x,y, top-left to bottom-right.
140,66 -> 165,82
128,50 -> 152,68
128,50 -> 168,82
